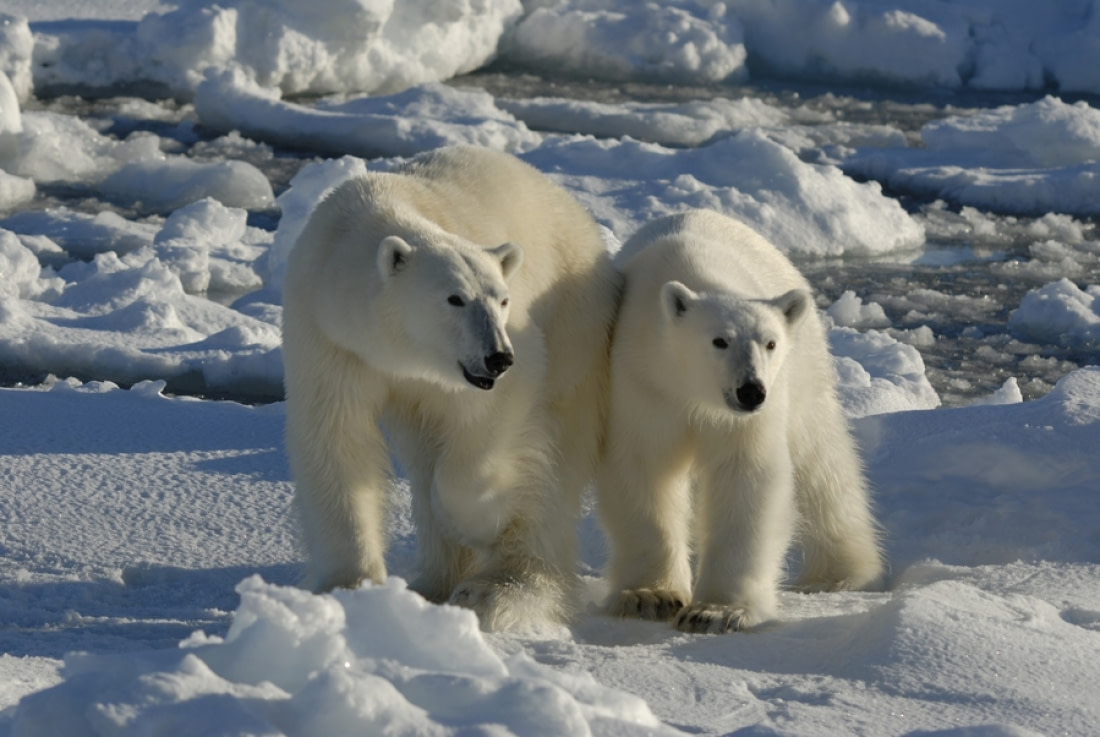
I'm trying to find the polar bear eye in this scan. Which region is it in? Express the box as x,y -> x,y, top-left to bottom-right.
447,295 -> 465,307
501,298 -> 509,308
766,340 -> 777,351
712,337 -> 729,349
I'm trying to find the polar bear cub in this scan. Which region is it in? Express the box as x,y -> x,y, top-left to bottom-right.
598,209 -> 883,634
282,146 -> 619,632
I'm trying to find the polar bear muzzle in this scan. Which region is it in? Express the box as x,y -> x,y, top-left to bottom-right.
461,350 -> 514,390
734,378 -> 770,413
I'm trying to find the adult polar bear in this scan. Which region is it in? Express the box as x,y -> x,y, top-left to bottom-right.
599,209 -> 883,634
282,146 -> 619,632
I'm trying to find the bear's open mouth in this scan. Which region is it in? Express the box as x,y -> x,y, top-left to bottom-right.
461,365 -> 496,391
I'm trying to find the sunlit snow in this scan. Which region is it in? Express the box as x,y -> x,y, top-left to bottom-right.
2,1 -> 1100,735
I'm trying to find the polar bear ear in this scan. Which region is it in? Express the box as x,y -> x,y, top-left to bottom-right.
660,280 -> 697,320
489,241 -> 524,281
378,236 -> 413,279
773,289 -> 811,326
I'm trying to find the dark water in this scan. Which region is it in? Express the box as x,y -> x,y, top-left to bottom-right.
12,72 -> 1100,406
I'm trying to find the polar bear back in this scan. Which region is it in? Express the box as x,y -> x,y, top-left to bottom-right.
619,209 -> 812,301
393,147 -> 612,312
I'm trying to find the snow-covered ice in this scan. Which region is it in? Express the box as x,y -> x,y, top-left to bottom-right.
841,96 -> 1100,217
3,369 -> 1100,736
2,0 -> 1100,735
15,0 -> 522,99
194,73 -> 542,159
10,0 -> 1100,97
1010,278 -> 1100,351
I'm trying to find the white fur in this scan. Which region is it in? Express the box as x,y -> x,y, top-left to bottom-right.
598,209 -> 883,634
282,146 -> 620,632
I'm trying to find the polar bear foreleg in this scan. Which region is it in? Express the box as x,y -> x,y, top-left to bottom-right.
597,414 -> 694,621
407,464 -> 475,604
792,429 -> 884,591
682,430 -> 796,633
449,503 -> 579,633
785,400 -> 884,591
288,404 -> 391,593
430,428 -> 579,633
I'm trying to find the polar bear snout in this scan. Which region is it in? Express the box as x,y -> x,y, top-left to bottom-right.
484,350 -> 514,377
731,379 -> 766,412
461,350 -> 514,390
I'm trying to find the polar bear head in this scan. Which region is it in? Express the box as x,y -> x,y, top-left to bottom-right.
658,281 -> 810,415
368,234 -> 524,391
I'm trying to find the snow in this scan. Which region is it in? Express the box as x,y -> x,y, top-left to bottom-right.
7,1 -> 1100,99
841,97 -> 1100,217
10,573 -> 674,737
1,0 -> 1099,735
18,0 -> 522,99
1009,278 -> 1100,351
497,95 -> 789,147
502,2 -> 749,85
194,73 -> 542,159
3,370 -> 1100,736
521,132 -> 924,257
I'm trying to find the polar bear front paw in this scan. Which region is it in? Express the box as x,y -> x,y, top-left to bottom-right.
609,588 -> 687,621
674,602 -> 760,634
449,575 -> 566,633
450,577 -> 518,629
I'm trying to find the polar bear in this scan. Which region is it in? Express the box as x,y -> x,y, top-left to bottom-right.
282,146 -> 620,632
597,209 -> 883,634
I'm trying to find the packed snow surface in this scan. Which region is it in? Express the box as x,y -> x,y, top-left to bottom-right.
2,0 -> 1100,735
3,370 -> 1100,736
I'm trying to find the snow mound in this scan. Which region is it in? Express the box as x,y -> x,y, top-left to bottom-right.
101,157 -> 275,214
2,109 -> 272,213
31,0 -> 522,98
2,208 -> 158,259
502,2 -> 748,85
0,231 -> 283,400
921,97 -> 1100,169
10,576 -> 678,737
826,290 -> 891,330
833,577 -> 1099,734
865,367 -> 1100,569
0,169 -> 33,212
0,14 -> 32,102
1009,278 -> 1100,351
843,96 -> 1100,217
195,72 -> 540,159
3,112 -> 161,186
830,326 -> 941,417
526,132 -> 924,257
0,229 -> 53,299
731,0 -> 968,88
498,95 -> 788,147
0,68 -> 21,154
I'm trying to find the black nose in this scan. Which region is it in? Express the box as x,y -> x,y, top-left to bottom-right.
736,380 -> 766,410
484,351 -> 514,377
